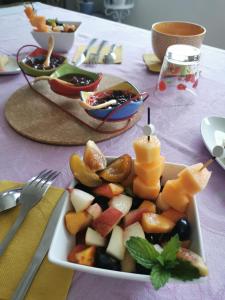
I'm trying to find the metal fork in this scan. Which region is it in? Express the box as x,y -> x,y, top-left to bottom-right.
88,40 -> 107,64
0,169 -> 60,256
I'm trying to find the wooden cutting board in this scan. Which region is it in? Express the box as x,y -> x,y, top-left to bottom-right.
4,74 -> 144,145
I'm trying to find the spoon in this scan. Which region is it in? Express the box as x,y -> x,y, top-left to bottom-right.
43,35 -> 55,68
80,99 -> 117,110
0,187 -> 22,213
34,76 -> 75,86
103,44 -> 116,64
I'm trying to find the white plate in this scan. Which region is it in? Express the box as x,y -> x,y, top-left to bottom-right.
48,159 -> 206,283
201,116 -> 225,170
0,56 -> 21,75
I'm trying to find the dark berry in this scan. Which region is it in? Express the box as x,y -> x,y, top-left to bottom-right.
95,248 -> 121,271
171,218 -> 191,241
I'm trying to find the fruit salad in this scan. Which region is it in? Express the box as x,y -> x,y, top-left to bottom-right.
24,5 -> 78,33
65,137 -> 211,289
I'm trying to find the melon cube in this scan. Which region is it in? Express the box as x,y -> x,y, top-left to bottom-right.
141,212 -> 175,233
70,188 -> 95,212
161,179 -> 190,212
178,163 -> 211,195
134,156 -> 165,185
133,177 -> 160,200
133,135 -> 161,163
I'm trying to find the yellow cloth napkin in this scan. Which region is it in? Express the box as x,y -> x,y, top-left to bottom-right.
73,45 -> 122,64
0,180 -> 73,300
143,53 -> 162,73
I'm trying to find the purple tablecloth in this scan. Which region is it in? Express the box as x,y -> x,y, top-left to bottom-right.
1,3 -> 225,299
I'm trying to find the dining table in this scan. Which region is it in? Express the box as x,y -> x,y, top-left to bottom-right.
0,2 -> 225,300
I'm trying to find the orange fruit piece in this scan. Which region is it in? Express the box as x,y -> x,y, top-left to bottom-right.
70,154 -> 102,187
99,154 -> 132,183
64,211 -> 92,235
133,177 -> 160,200
133,135 -> 161,163
160,208 -> 186,223
24,6 -> 35,19
139,200 -> 156,213
141,212 -> 175,233
83,140 -> 107,172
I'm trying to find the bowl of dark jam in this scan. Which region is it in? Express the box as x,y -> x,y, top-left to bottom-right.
19,47 -> 66,77
47,63 -> 103,97
80,81 -> 148,121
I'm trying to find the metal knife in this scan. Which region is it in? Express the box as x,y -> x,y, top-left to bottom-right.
11,190 -> 68,300
75,38 -> 97,66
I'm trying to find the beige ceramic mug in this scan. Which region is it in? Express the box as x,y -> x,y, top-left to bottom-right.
151,21 -> 206,62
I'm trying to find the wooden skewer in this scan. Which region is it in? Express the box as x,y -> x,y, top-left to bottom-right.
43,36 -> 55,68
199,158 -> 215,171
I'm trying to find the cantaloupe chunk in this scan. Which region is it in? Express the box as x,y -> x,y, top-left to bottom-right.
161,180 -> 190,212
133,177 -> 160,200
133,135 -> 161,164
139,200 -> 156,213
178,163 -> 211,195
64,211 -> 92,235
134,156 -> 165,185
141,212 -> 175,233
161,208 -> 186,223
156,193 -> 170,211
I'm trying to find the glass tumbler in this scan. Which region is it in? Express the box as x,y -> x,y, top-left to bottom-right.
155,44 -> 201,106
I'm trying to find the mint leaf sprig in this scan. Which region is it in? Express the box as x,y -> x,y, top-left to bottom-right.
126,235 -> 201,290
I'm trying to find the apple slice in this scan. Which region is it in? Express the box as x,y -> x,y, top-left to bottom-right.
109,194 -> 132,216
124,222 -> 145,245
93,183 -> 124,198
86,203 -> 102,220
70,188 -> 95,212
85,227 -> 105,247
106,225 -> 125,260
68,244 -> 86,263
92,207 -> 123,237
123,207 -> 150,228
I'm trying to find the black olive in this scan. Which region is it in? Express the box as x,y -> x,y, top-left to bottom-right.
93,196 -> 109,210
95,248 -> 121,271
136,263 -> 150,275
131,197 -> 143,210
74,182 -> 93,194
171,218 -> 191,241
145,233 -> 163,245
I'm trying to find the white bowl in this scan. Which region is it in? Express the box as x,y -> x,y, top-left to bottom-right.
48,159 -> 205,283
31,21 -> 81,53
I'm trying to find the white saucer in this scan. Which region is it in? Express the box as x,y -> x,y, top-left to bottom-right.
201,116 -> 225,170
0,56 -> 21,75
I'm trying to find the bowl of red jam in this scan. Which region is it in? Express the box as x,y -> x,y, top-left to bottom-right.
18,47 -> 66,77
80,82 -> 148,121
48,63 -> 102,97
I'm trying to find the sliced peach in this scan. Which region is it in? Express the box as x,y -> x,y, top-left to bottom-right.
133,177 -> 160,200
83,140 -> 107,172
139,200 -> 156,213
74,246 -> 96,266
93,183 -> 124,198
68,244 -> 86,263
161,208 -> 186,223
141,212 -> 175,233
64,211 -> 92,235
99,154 -> 132,183
121,160 -> 135,187
70,154 -> 102,187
